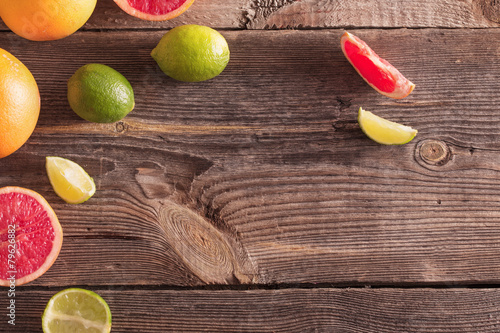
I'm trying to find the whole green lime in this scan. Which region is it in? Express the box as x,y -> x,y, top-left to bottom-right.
151,24 -> 230,82
68,64 -> 135,123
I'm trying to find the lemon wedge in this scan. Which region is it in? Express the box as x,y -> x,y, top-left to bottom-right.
46,156 -> 96,204
358,107 -> 417,145
42,288 -> 111,333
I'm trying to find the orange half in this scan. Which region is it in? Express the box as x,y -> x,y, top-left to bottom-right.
341,32 -> 415,99
114,0 -> 196,21
0,187 -> 63,286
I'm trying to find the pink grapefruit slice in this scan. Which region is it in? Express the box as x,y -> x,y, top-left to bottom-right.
341,32 -> 415,99
113,0 -> 196,21
0,186 -> 63,286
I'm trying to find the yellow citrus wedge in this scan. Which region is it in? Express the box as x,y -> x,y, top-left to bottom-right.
42,288 -> 112,333
46,156 -> 96,204
358,107 -> 417,145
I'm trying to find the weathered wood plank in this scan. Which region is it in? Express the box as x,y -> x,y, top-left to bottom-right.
245,0 -> 500,29
1,29 -> 500,286
0,0 -> 498,31
0,0 -> 245,32
5,288 -> 500,332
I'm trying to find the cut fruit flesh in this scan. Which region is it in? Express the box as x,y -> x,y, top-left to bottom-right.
0,186 -> 63,286
341,32 -> 415,99
358,107 -> 418,145
42,288 -> 112,333
113,0 -> 196,21
46,156 -> 96,204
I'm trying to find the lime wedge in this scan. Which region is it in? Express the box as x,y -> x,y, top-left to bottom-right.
42,288 -> 112,333
46,156 -> 96,204
358,107 -> 418,145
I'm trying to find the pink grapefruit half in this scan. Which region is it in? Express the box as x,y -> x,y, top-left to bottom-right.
341,32 -> 415,99
0,187 -> 63,286
114,0 -> 196,21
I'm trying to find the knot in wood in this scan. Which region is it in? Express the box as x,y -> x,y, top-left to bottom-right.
158,203 -> 256,284
419,140 -> 451,166
115,121 -> 127,133
479,0 -> 500,23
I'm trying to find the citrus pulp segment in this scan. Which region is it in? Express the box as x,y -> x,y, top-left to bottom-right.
42,288 -> 112,333
358,107 -> 418,145
0,0 -> 97,41
151,24 -> 230,82
114,0 -> 196,21
0,48 -> 40,159
341,32 -> 415,99
0,186 -> 62,286
46,156 -> 96,204
67,64 -> 135,123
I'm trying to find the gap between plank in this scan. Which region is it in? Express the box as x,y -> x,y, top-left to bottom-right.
18,282 -> 500,292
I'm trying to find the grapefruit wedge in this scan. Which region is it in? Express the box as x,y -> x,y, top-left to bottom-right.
0,187 -> 63,286
341,32 -> 415,99
114,0 -> 196,21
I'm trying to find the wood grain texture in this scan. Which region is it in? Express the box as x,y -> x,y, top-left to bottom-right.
479,0 -> 500,23
4,288 -> 500,332
1,29 -> 500,287
0,0 -> 498,31
245,0 -> 500,29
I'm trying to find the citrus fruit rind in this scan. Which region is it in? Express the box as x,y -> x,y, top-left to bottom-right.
0,48 -> 40,159
341,32 -> 415,99
0,0 -> 97,41
114,0 -> 195,21
46,156 -> 96,204
42,288 -> 112,333
151,24 -> 230,82
67,64 -> 135,123
358,107 -> 418,145
0,186 -> 63,286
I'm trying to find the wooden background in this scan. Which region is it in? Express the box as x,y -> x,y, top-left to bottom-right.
2,0 -> 500,331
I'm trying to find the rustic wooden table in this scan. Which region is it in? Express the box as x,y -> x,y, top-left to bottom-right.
2,0 -> 500,331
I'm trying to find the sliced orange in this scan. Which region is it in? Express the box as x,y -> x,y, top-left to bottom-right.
341,32 -> 415,99
0,187 -> 63,286
113,0 -> 195,21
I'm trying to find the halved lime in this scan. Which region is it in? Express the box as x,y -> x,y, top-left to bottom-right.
46,156 -> 96,204
358,107 -> 417,145
42,288 -> 111,333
